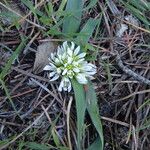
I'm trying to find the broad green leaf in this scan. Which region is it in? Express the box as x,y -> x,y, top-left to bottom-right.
86,81 -> 104,150
87,137 -> 102,150
0,38 -> 26,79
71,79 -> 86,150
76,18 -> 99,45
62,0 -> 84,34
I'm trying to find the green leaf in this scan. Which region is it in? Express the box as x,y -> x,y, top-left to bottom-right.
21,0 -> 45,17
0,12 -> 20,24
52,128 -> 60,147
119,0 -> 150,27
58,0 -> 67,12
62,0 -> 84,34
137,99 -> 150,111
0,38 -> 26,79
0,79 -> 18,114
25,142 -> 55,150
76,18 -> 99,45
83,0 -> 98,10
71,79 -> 86,150
86,81 -> 104,150
87,137 -> 102,150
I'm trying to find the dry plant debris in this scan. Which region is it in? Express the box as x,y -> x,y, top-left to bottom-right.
0,0 -> 150,150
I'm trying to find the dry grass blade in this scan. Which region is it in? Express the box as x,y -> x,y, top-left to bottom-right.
1,0 -> 150,149
113,89 -> 150,102
66,96 -> 73,150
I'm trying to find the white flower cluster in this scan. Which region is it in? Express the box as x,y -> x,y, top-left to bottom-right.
43,41 -> 96,92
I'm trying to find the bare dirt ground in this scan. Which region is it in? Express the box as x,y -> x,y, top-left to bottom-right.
0,0 -> 150,149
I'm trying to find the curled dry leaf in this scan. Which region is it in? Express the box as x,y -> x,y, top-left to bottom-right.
33,42 -> 57,74
125,15 -> 140,27
116,15 -> 140,37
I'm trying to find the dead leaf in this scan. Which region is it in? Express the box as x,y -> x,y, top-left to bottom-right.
116,24 -> 128,37
33,42 -> 57,74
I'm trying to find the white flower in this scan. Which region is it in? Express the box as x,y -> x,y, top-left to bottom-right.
43,41 -> 97,92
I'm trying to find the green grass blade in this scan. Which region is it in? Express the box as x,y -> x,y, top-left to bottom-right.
137,99 -> 150,111
71,79 -> 86,150
86,81 -> 104,150
104,60 -> 112,90
83,0 -> 98,10
21,0 -> 45,17
62,0 -> 84,34
120,0 -> 150,27
52,128 -> 60,147
0,79 -> 18,114
58,0 -> 67,12
25,142 -> 56,150
0,39 -> 26,79
76,18 -> 99,45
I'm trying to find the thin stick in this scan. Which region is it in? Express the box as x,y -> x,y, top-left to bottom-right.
115,51 -> 150,85
101,116 -> 129,127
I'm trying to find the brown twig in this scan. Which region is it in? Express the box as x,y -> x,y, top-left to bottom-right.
11,66 -> 57,83
115,51 -> 150,85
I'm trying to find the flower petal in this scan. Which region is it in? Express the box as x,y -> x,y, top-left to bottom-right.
77,52 -> 86,59
50,74 -> 59,81
57,68 -> 62,74
49,63 -> 57,68
43,65 -> 54,71
73,68 -> 80,73
51,53 -> 55,60
63,78 -> 71,91
86,71 -> 96,75
76,73 -> 88,84
62,68 -> 68,75
58,79 -> 64,92
67,57 -> 73,64
71,42 -> 75,50
67,80 -> 72,92
63,41 -> 68,50
49,71 -> 56,77
67,48 -> 73,56
74,46 -> 80,55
